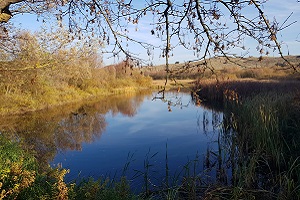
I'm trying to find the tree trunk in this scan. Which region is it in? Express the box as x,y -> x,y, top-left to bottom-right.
0,0 -> 23,23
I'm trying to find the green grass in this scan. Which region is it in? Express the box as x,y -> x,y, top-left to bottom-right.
0,135 -> 37,199
70,177 -> 137,200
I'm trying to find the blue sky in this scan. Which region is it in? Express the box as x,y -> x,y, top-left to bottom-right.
10,0 -> 300,66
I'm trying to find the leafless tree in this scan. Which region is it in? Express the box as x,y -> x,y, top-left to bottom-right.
1,0 -> 299,74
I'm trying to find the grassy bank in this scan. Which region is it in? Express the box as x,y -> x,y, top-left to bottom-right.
194,79 -> 300,199
152,79 -> 195,92
143,56 -> 300,80
0,30 -> 153,116
0,62 -> 152,116
1,78 -> 300,199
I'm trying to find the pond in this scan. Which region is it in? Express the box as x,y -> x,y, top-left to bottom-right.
0,91 -> 225,191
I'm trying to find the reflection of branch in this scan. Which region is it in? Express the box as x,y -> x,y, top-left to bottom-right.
152,92 -> 190,112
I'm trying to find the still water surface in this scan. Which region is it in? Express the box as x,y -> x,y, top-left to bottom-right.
0,91 -> 223,189
52,92 -> 223,185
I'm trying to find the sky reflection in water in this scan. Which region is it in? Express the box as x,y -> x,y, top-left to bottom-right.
52,92 -> 222,186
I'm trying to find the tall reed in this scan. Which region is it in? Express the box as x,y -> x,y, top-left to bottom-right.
196,79 -> 300,199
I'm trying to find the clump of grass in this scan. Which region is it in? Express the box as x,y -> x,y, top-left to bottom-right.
194,79 -> 300,199
194,79 -> 300,103
70,176 -> 136,200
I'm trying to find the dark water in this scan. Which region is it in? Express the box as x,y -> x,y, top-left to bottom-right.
0,91 -> 224,189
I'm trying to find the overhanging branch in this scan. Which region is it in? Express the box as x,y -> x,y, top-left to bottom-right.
0,0 -> 23,23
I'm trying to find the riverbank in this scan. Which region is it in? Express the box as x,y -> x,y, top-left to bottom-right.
0,74 -> 153,116
0,31 -> 153,116
194,78 -> 300,103
1,77 -> 300,199
193,78 -> 300,199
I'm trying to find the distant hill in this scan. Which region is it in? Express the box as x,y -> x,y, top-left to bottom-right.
142,56 -> 300,80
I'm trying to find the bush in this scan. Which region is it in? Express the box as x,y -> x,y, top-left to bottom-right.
0,135 -> 139,199
0,136 -> 37,199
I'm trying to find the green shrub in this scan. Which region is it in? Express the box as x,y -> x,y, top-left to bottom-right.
0,136 -> 37,199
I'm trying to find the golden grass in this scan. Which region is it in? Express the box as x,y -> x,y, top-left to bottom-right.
0,74 -> 152,116
143,56 -> 300,81
194,78 -> 300,103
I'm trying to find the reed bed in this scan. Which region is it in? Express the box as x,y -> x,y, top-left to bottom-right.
194,78 -> 300,103
193,78 -> 300,199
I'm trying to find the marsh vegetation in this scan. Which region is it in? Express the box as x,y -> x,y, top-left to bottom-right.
193,79 -> 300,199
1,0 -> 300,198
1,75 -> 300,199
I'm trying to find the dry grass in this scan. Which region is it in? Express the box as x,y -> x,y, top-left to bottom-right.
194,78 -> 300,103
0,62 -> 152,116
152,79 -> 195,92
143,56 -> 300,80
192,78 -> 300,199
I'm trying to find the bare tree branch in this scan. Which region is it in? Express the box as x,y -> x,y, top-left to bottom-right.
0,0 -> 23,22
1,0 -> 299,73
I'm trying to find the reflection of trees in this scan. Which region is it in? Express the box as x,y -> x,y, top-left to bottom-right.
191,91 -> 224,112
95,92 -> 148,117
107,97 -> 137,117
56,110 -> 106,152
0,91 -> 151,169
0,104 -> 107,170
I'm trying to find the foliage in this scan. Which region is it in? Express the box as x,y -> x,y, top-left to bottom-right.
0,135 -> 71,199
70,177 -> 136,200
0,136 -> 36,199
0,135 -> 139,200
0,28 -> 152,115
